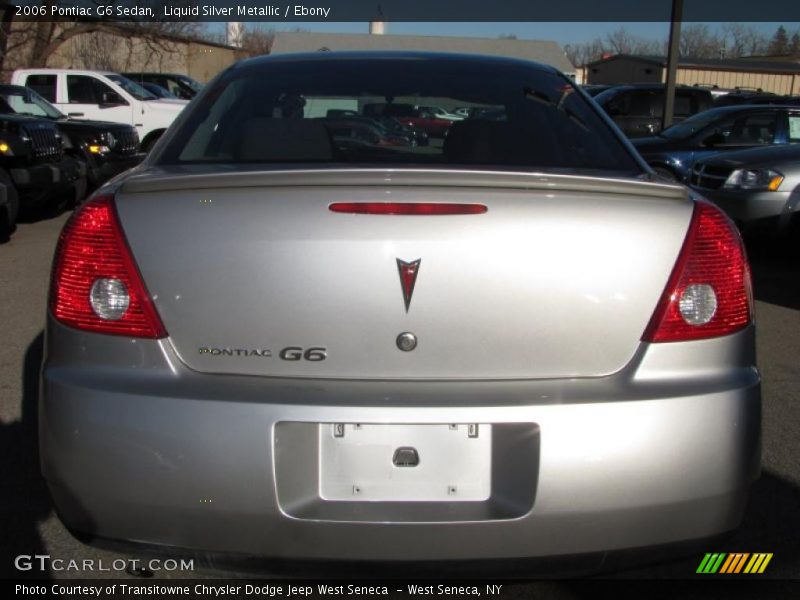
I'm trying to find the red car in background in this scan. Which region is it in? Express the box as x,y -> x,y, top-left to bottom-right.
363,103 -> 454,138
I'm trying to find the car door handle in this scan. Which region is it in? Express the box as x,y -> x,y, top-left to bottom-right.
67,112 -> 84,117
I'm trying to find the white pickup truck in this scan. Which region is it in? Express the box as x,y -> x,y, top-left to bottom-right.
11,69 -> 188,152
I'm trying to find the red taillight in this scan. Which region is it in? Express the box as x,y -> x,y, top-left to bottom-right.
329,202 -> 488,215
643,201 -> 752,342
50,194 -> 166,338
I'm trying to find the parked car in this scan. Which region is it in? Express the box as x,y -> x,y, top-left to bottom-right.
324,114 -> 427,147
714,91 -> 799,107
139,82 -> 180,100
362,103 -> 454,138
416,105 -> 465,121
689,83 -> 734,99
0,84 -> 142,190
581,84 -> 615,97
0,101 -> 85,221
632,104 -> 800,180
688,143 -> 800,233
42,52 -> 759,570
375,116 -> 430,147
594,84 -> 714,138
123,72 -> 203,100
12,69 -> 187,152
322,117 -> 413,148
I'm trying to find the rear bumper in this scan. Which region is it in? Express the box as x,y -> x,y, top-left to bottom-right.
40,321 -> 761,563
10,157 -> 86,201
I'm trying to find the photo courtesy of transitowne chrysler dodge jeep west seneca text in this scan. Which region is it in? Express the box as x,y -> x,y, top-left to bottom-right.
41,52 -> 760,571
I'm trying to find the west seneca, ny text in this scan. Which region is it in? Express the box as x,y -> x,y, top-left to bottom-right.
16,584 -> 503,597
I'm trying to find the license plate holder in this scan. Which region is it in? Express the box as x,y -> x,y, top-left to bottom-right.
319,423 -> 491,501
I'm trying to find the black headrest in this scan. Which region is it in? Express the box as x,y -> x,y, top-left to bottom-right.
237,118 -> 332,162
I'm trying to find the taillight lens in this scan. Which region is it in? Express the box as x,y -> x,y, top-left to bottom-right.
643,201 -> 752,342
50,194 -> 166,338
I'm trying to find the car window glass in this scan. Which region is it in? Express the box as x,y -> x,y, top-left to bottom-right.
67,75 -> 114,104
0,90 -> 60,118
723,113 -> 777,145
164,78 -> 182,96
788,115 -> 800,142
162,59 -> 641,174
106,75 -> 154,100
674,94 -> 692,117
25,75 -> 57,103
628,92 -> 654,117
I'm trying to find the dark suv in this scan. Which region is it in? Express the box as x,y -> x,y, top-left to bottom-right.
594,85 -> 714,138
0,103 -> 85,228
0,84 -> 142,191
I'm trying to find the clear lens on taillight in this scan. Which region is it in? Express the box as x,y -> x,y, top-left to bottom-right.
50,194 -> 166,338
89,278 -> 130,320
678,283 -> 718,325
643,201 -> 752,342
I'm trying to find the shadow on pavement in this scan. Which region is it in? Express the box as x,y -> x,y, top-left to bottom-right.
596,470 -> 800,580
746,236 -> 800,311
0,332 -> 52,579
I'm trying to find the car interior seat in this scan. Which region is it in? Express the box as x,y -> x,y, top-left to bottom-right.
236,117 -> 333,162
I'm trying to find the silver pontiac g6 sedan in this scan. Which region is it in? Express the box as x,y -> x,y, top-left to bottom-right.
41,52 -> 760,567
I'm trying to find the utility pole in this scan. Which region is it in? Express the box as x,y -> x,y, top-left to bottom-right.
662,0 -> 683,131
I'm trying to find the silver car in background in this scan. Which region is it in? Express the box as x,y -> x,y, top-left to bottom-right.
689,143 -> 800,234
41,52 -> 760,569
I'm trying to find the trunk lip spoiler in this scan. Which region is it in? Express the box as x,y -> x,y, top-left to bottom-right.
118,167 -> 689,201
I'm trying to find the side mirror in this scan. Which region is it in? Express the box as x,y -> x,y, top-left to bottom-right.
100,91 -> 126,107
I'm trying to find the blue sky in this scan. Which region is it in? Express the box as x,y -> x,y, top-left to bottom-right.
208,21 -> 798,46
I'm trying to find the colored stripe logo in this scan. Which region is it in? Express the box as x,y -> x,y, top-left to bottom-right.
697,553 -> 773,574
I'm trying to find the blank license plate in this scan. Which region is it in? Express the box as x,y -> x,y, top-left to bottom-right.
319,423 -> 491,501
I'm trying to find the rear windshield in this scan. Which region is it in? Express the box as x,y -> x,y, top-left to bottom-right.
157,56 -> 641,174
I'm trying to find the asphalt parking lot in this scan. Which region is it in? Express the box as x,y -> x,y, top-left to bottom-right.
1,213 -> 798,584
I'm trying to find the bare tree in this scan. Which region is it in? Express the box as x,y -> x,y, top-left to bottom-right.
679,24 -> 725,59
604,27 -> 637,55
564,27 -> 662,67
9,0 -> 202,69
239,25 -> 275,57
720,23 -> 768,57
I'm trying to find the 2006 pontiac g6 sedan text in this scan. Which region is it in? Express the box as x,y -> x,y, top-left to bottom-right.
41,52 -> 760,568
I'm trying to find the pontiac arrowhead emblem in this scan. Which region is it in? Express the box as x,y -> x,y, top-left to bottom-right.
396,258 -> 421,312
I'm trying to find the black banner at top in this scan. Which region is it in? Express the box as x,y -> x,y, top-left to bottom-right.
6,0 -> 800,22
